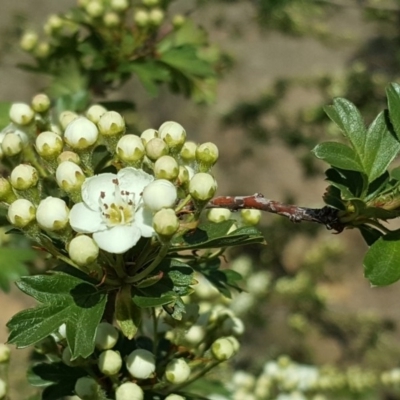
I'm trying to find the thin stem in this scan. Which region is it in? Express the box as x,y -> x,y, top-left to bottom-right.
152,307 -> 159,355
114,254 -> 127,279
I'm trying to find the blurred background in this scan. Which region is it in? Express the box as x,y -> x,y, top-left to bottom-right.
2,0 -> 400,399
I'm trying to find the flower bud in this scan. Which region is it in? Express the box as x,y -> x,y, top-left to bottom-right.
7,199 -> 36,228
56,161 -> 86,192
153,208 -> 179,237
211,337 -> 237,361
184,325 -> 206,346
207,208 -> 231,223
86,104 -> 107,124
62,346 -> 85,367
10,164 -> 39,190
9,103 -> 34,125
74,377 -> 99,399
165,395 -> 186,400
59,111 -> 78,130
98,350 -> 122,376
110,0 -> 129,12
57,151 -> 80,165
241,209 -> 261,225
103,11 -> 120,27
221,317 -> 245,336
154,155 -> 179,180
2,133 -> 24,156
177,166 -> 189,187
85,1 -> 104,18
44,14 -> 63,35
134,9 -> 150,27
20,31 -> 38,51
95,322 -> 119,350
172,14 -> 185,29
145,138 -> 168,161
0,344 -> 11,363
180,141 -> 197,163
0,178 -> 16,204
31,93 -> 51,113
116,135 -> 145,163
189,173 -> 217,202
0,378 -> 6,399
64,117 -> 99,150
36,197 -> 69,231
159,121 -> 186,150
68,235 -> 99,266
165,358 -> 191,384
140,128 -> 158,145
142,179 -> 177,211
126,349 -> 156,379
116,382 -> 144,400
98,111 -> 125,137
149,8 -> 164,26
36,131 -> 63,158
35,42 -> 50,58
196,142 -> 219,169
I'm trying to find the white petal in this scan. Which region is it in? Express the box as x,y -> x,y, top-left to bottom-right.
135,207 -> 154,237
118,167 -> 154,195
93,225 -> 141,253
82,173 -> 117,209
69,202 -> 104,233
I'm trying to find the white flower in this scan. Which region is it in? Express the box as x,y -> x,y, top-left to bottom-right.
126,349 -> 156,379
69,167 -> 154,253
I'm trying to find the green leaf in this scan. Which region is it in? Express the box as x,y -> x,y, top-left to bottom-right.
358,225 -> 384,246
0,248 -> 35,292
0,102 -> 11,128
116,285 -> 141,339
386,82 -> 400,141
364,230 -> 400,286
133,292 -> 177,308
325,168 -> 366,199
391,166 -> 400,181
7,272 -> 107,359
312,142 -> 363,173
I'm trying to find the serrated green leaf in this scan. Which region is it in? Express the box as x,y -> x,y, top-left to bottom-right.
358,225 -> 384,246
313,142 -> 363,173
0,102 -> 11,129
7,272 -> 107,359
116,285 -> 141,339
0,247 -> 36,292
133,292 -> 177,308
325,168 -> 366,199
386,82 -> 400,141
364,230 -> 400,286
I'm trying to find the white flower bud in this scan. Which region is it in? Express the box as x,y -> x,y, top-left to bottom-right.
177,166 -> 189,186
211,337 -> 237,361
7,199 -> 36,228
64,117 -> 99,150
207,208 -> 231,223
134,9 -> 150,27
36,131 -> 63,158
126,349 -> 156,379
222,317 -> 245,336
103,12 -> 121,27
180,141 -> 197,163
20,31 -> 38,51
0,344 -> 11,363
153,208 -> 179,237
31,93 -> 51,113
95,322 -> 119,350
142,179 -> 177,211
0,378 -> 6,399
36,197 -> 70,231
149,8 -> 164,26
196,142 -> 219,168
86,104 -> 107,124
159,121 -> 186,150
10,164 -> 39,190
58,323 -> 67,339
62,346 -> 84,367
85,1 -> 104,18
44,14 -> 63,34
59,111 -> 78,131
57,151 -> 80,165
116,135 -> 145,163
98,350 -> 122,376
140,128 -> 158,145
110,0 -> 129,12
0,178 -> 15,203
68,235 -> 99,266
74,377 -> 99,399
2,133 -> 24,156
241,209 -> 261,225
154,155 -> 179,180
145,138 -> 168,161
189,173 -> 217,201
165,358 -> 191,384
172,14 -> 185,29
9,103 -> 34,125
184,325 -> 205,346
116,382 -> 144,400
56,161 -> 85,192
98,111 -> 125,137
165,395 -> 186,400
35,42 -> 50,58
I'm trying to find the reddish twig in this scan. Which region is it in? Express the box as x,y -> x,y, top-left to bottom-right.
207,193 -> 344,232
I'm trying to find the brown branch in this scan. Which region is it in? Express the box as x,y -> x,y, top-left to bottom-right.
207,193 -> 344,232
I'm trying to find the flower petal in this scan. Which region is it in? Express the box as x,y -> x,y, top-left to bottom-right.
69,202 -> 105,233
82,173 -> 117,210
118,167 -> 154,196
135,206 -> 155,238
93,225 -> 141,253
